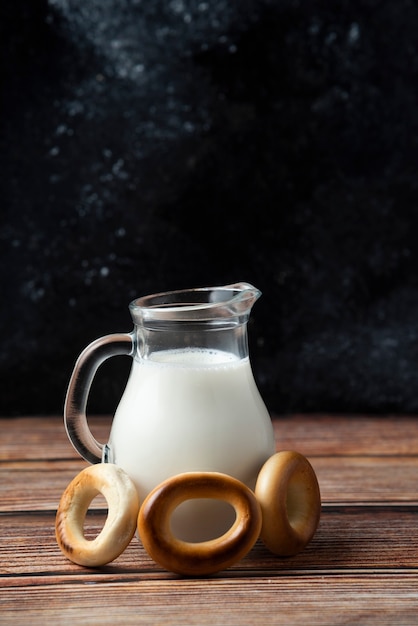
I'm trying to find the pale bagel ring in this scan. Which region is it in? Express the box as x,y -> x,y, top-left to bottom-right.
255,451 -> 321,556
137,472 -> 262,576
55,463 -> 140,567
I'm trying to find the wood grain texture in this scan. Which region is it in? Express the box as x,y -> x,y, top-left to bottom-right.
1,507 -> 418,577
2,576 -> 418,625
2,414 -> 418,459
1,415 -> 418,625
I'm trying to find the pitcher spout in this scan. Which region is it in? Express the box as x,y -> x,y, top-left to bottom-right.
215,282 -> 261,315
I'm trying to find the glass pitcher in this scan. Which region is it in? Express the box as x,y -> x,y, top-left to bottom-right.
64,282 -> 275,541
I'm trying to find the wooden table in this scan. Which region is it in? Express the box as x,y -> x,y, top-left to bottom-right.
1,414 -> 418,624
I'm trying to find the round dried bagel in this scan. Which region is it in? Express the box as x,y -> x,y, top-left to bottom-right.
55,463 -> 140,567
255,451 -> 321,556
138,472 -> 262,576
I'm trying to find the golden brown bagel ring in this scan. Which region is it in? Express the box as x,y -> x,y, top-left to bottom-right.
137,472 -> 262,576
255,451 -> 321,556
55,463 -> 140,567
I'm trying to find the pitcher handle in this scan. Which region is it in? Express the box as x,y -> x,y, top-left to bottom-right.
64,332 -> 134,464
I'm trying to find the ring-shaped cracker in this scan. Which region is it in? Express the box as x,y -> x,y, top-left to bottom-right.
137,472 -> 262,576
55,463 -> 140,567
255,451 -> 321,556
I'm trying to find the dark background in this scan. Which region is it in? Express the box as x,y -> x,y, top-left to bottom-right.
2,0 -> 418,417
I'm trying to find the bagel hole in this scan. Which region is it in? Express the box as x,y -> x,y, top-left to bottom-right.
83,493 -> 108,540
170,498 -> 236,543
286,477 -> 310,529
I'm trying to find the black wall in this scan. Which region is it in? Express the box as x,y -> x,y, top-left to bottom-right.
2,0 -> 418,416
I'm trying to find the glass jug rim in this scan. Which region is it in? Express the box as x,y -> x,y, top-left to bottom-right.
129,282 -> 261,322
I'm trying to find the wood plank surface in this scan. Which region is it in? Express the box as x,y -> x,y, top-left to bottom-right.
2,575 -> 418,626
1,506 -> 418,578
2,414 -> 418,460
1,415 -> 418,625
1,455 -> 418,511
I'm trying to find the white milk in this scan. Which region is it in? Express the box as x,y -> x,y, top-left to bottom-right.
108,348 -> 275,541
